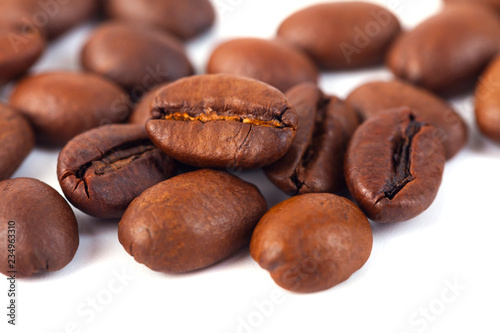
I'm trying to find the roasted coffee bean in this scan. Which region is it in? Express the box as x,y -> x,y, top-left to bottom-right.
10,71 -> 131,146
106,0 -> 215,40
475,56 -> 500,143
119,169 -> 268,273
277,2 -> 401,70
0,0 -> 98,39
0,178 -> 79,277
82,23 -> 194,92
207,38 -> 318,92
0,11 -> 45,85
250,193 -> 373,293
147,74 -> 298,169
346,80 -> 468,159
58,124 -> 176,219
387,4 -> 500,93
265,83 -> 359,195
345,108 -> 445,223
0,104 -> 35,181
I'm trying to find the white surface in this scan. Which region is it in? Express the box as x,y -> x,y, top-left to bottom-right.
2,0 -> 500,332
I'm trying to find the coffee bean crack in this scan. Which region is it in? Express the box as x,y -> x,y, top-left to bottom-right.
153,107 -> 293,129
375,116 -> 423,203
61,139 -> 157,199
290,96 -> 330,194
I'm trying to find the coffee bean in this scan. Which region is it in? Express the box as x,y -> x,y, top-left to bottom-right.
346,80 -> 468,159
119,169 -> 268,273
10,71 -> 131,146
106,0 -> 215,40
58,124 -> 176,219
387,4 -> 500,93
82,23 -> 194,92
345,108 -> 446,223
0,0 -> 98,39
0,178 -> 79,277
146,74 -> 298,169
277,2 -> 401,70
264,83 -> 359,195
207,38 -> 318,92
0,104 -> 35,181
475,56 -> 500,143
250,193 -> 372,293
0,11 -> 45,86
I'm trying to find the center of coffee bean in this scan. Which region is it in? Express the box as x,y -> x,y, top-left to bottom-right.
376,115 -> 423,202
290,96 -> 331,193
153,108 -> 288,128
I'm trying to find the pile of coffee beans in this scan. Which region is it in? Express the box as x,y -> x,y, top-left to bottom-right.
1,0 -> 499,293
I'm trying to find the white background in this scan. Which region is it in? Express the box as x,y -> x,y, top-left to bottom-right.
2,0 -> 500,332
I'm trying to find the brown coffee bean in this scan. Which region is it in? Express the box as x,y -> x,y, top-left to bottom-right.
82,23 -> 194,92
106,0 -> 215,40
0,0 -> 98,39
207,38 -> 318,92
345,108 -> 446,223
0,178 -> 79,277
10,71 -> 131,146
475,56 -> 500,143
264,83 -> 359,195
387,4 -> 500,93
119,169 -> 268,273
0,12 -> 45,86
146,74 -> 298,169
57,124 -> 176,219
0,104 -> 35,181
277,2 -> 401,70
250,193 -> 372,293
346,80 -> 468,159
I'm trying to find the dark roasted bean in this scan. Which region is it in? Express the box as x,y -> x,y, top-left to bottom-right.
0,178 -> 79,277
345,108 -> 446,223
250,193 -> 373,293
57,124 -> 176,219
265,83 -> 359,195
346,80 -> 468,159
146,74 -> 298,169
119,169 -> 268,273
10,71 -> 131,146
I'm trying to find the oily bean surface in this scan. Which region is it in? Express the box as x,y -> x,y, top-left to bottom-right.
207,38 -> 318,92
146,74 -> 298,169
0,178 -> 79,277
106,0 -> 215,40
0,104 -> 35,181
118,169 -> 268,274
10,71 -> 131,146
346,80 -> 468,159
387,4 -> 500,93
265,83 -> 359,195
82,23 -> 193,92
277,1 -> 401,69
345,108 -> 446,223
58,124 -> 176,219
250,193 -> 373,293
475,56 -> 500,143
